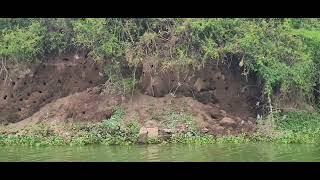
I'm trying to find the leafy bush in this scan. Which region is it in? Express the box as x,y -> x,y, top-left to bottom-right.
0,21 -> 45,61
72,18 -> 128,60
163,111 -> 197,133
101,106 -> 125,132
42,18 -> 74,54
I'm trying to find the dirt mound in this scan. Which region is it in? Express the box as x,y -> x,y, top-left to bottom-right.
0,53 -> 106,124
7,86 -> 122,131
139,60 -> 261,120
123,93 -> 256,136
9,90 -> 256,136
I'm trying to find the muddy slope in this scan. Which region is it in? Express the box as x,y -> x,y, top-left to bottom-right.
139,60 -> 261,120
123,93 -> 256,136
1,53 -> 261,135
0,53 -> 106,123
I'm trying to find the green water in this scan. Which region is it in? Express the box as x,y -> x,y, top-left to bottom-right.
1,143 -> 320,162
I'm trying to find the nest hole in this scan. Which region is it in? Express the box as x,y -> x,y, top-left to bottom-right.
211,115 -> 218,119
105,114 -> 112,119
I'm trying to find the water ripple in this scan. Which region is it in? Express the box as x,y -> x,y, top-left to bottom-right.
1,143 -> 320,162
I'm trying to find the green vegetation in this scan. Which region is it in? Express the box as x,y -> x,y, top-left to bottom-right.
70,106 -> 140,146
1,18 -> 320,100
270,111 -> 320,143
0,106 -> 139,146
2,108 -> 320,146
168,111 -> 320,144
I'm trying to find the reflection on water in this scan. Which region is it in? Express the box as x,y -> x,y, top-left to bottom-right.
0,143 -> 320,162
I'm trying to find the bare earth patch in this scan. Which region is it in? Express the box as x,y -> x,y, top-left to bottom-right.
1,53 -> 260,137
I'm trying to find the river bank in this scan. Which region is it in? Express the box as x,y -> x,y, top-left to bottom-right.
1,110 -> 320,146
2,19 -> 320,147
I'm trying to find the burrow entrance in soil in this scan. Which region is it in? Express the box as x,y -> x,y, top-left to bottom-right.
0,52 -> 261,136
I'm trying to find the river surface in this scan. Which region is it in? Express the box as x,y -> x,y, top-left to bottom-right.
1,143 -> 320,162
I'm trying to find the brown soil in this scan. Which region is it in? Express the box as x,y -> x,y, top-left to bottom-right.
139,59 -> 260,120
1,53 -> 261,136
123,93 -> 256,136
7,87 -> 122,131
0,53 -> 106,124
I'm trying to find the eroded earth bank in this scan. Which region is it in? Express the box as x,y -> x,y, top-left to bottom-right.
0,52 -> 262,143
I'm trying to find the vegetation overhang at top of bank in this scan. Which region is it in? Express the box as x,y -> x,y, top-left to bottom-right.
2,18 -> 320,109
